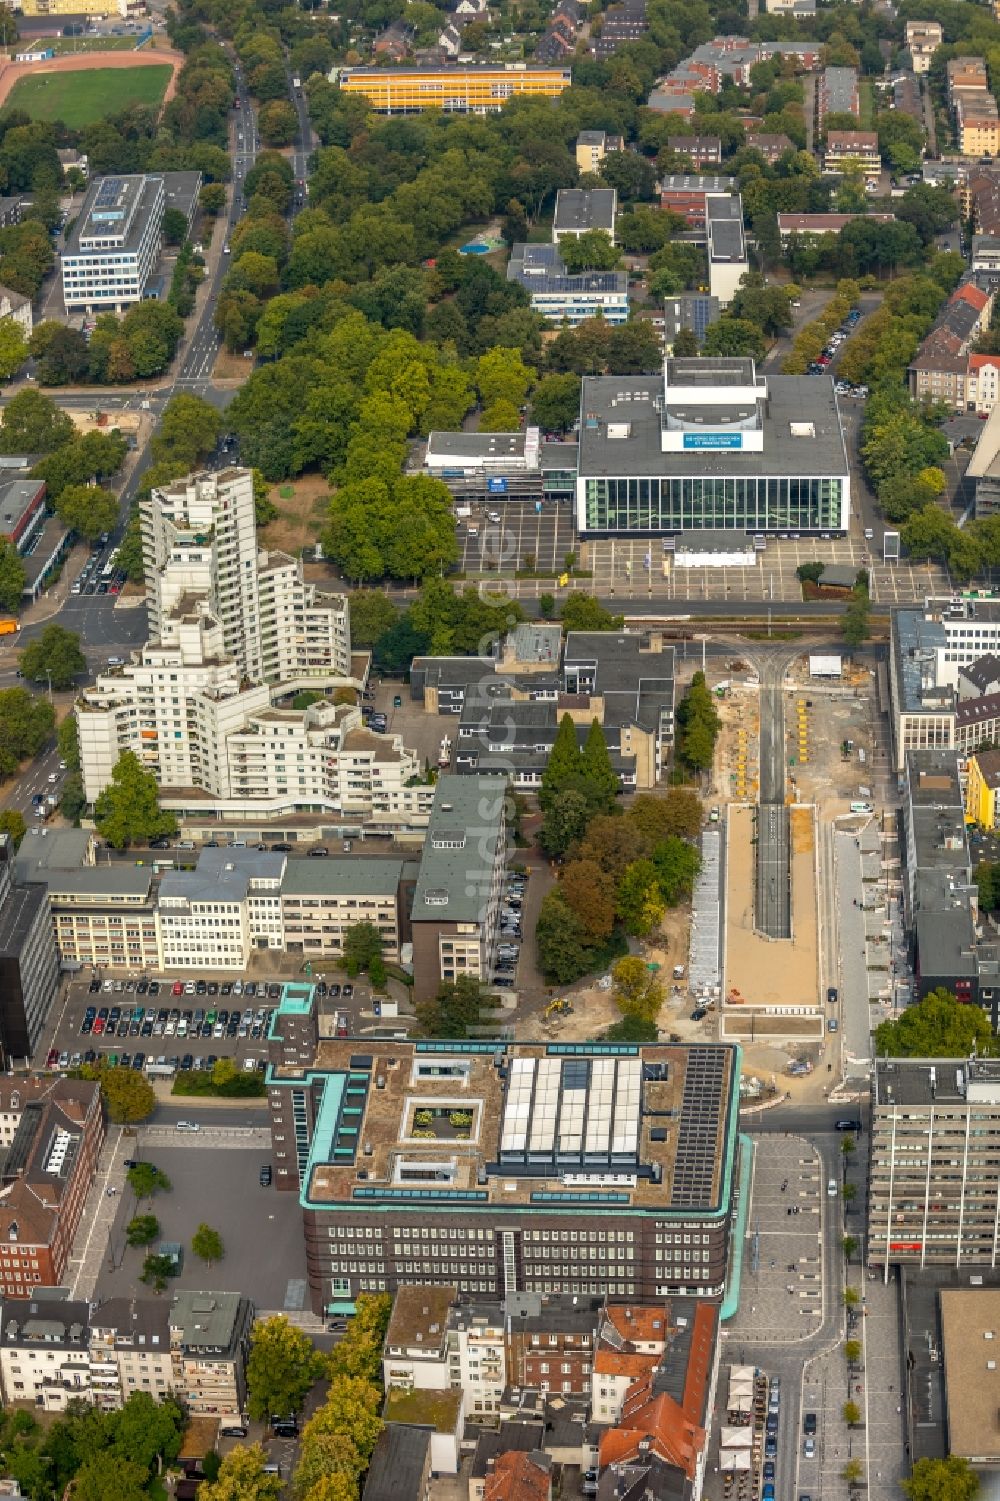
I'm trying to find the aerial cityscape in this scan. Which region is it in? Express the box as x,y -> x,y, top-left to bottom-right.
0,0 -> 995,1498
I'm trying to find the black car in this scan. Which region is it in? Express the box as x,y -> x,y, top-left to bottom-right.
149,981 -> 160,996
132,1053 -> 146,1069
81,1018 -> 93,1035
207,982 -> 219,996
196,980 -> 208,995
89,978 -> 101,993
803,1413 -> 817,1436
329,984 -> 341,998
271,843 -> 292,853
260,1165 -> 272,1187
181,1054 -> 194,1071
827,987 -> 838,1004
690,1007 -> 707,1021
136,980 -> 148,995
835,1119 -> 862,1133
342,984 -> 353,999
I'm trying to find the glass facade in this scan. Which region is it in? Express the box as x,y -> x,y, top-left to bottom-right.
581,475 -> 845,534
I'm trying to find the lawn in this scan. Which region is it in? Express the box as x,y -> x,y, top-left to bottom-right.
5,64 -> 171,126
48,35 -> 143,53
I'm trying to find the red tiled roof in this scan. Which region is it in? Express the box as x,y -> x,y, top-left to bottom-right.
593,1350 -> 660,1380
604,1305 -> 669,1344
953,282 -> 990,313
484,1453 -> 550,1501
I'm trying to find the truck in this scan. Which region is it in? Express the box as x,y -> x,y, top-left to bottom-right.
335,1012 -> 349,1039
292,75 -> 301,87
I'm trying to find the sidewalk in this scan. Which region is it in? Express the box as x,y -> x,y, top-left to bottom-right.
64,1120 -> 126,1300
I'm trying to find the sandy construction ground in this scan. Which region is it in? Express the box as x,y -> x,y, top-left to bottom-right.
724,802 -> 820,1011
0,47 -> 183,109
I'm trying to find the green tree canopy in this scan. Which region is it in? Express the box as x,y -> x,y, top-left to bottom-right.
247,1316 -> 325,1423
94,751 -> 178,849
902,1457 -> 979,1501
0,688 -> 55,779
19,625 -> 86,690
873,988 -> 994,1058
191,1223 -> 225,1266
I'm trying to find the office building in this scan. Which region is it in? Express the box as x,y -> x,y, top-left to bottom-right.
575,131 -> 624,173
335,64 -> 571,113
819,66 -> 859,122
0,834 -> 59,1064
0,1297 -> 96,1411
940,1289 -> 1000,1466
266,1037 -> 740,1316
0,1077 -> 104,1298
869,1058 -> 1000,1272
61,174 -> 165,313
706,193 -> 748,306
574,355 -> 850,538
906,20 -> 942,73
169,1291 -> 252,1418
409,773 -> 506,1000
823,130 -> 880,183
552,189 -> 617,243
507,244 -> 629,326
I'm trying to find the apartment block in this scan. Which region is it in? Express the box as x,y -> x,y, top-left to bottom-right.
706,193 -> 748,307
823,130 -> 880,183
964,746 -> 1000,828
868,1058 -> 1000,1272
592,1304 -> 681,1423
0,1297 -> 96,1410
382,1285 -> 508,1418
745,133 -> 795,164
0,1077 -> 104,1298
169,1291 -> 253,1417
267,1038 -> 739,1316
574,131 -> 623,173
905,20 -> 942,73
819,66 -> 859,123
665,136 -> 722,167
908,279 -> 995,408
777,212 -> 895,243
591,0 -> 647,59
89,1298 -> 173,1407
659,175 -> 736,226
335,64 -> 571,113
61,174 -> 165,313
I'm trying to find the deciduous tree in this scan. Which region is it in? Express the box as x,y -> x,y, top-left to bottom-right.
19,624 -> 86,689
611,956 -> 664,1026
191,1223 -> 225,1267
94,751 -> 178,848
874,987 -> 994,1058
247,1316 -> 325,1423
198,1446 -> 283,1501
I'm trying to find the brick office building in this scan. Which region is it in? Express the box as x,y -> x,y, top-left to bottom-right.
266,1038 -> 741,1317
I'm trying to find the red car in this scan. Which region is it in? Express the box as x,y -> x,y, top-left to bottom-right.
45,1048 -> 58,1068
172,980 -> 184,996
93,1017 -> 104,1035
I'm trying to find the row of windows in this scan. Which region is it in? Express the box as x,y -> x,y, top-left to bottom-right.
581,475 -> 845,534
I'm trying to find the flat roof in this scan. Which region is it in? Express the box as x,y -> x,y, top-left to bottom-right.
410,774 -> 506,925
873,1057 -> 1000,1107
281,858 -> 405,898
0,478 -> 42,535
553,188 -> 617,234
577,374 -> 849,481
281,1040 -> 738,1217
941,1289 -> 1000,1460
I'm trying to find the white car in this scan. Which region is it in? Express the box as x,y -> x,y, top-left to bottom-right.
175,1120 -> 200,1132
487,511 -> 502,524
47,773 -> 58,783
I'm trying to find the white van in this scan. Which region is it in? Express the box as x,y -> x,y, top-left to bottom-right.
827,1178 -> 838,1197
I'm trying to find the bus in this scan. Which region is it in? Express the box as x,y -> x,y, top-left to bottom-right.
850,801 -> 873,814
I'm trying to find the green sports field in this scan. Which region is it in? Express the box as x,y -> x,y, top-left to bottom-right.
4,64 -> 172,127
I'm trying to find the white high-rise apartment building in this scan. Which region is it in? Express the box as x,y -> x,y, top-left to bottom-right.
141,469 -> 351,685
79,467 -> 361,811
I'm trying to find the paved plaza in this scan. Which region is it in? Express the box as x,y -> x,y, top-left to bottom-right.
727,1134 -> 825,1345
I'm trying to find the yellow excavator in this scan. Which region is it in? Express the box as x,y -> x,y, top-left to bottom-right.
545,998 -> 574,1019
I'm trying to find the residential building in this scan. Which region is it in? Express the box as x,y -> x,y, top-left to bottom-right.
665,136 -> 721,166
363,1425 -> 432,1501
597,1305 -> 717,1500
818,66 -> 859,123
535,0 -> 582,65
266,1038 -> 740,1316
662,293 -> 720,351
575,355 -> 851,538
89,1298 -> 173,1407
591,0 -> 647,58
868,1057 -> 1000,1272
823,130 -> 881,183
484,1452 -> 550,1501
454,697 -> 642,792
659,174 -> 736,226
957,95 -> 1000,157
507,1295 -> 600,1398
745,132 -> 794,164
893,72 -> 924,129
507,244 -> 629,326
372,20 -> 413,60
552,188 -> 617,243
763,0 -> 815,14
61,174 -> 165,313
0,1077 -> 104,1298
169,1291 -> 253,1417
973,234 -> 1000,272
881,600 -> 1000,767
335,64 -> 572,113
575,131 -> 624,173
0,833 -> 59,1064
57,149 -> 88,181
0,287 -> 30,339
706,193 -> 748,306
906,20 -> 942,73
438,24 -> 463,58
907,278 -> 994,407
141,468 -> 351,688
0,1297 -> 95,1410
0,478 -> 45,553
0,198 -> 22,230
964,746 -> 1000,827
777,211 -> 895,242
966,399 -> 1000,513
947,55 -> 989,98
591,1304 -> 669,1422
382,1285 -> 508,1416
409,773 -> 506,1001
